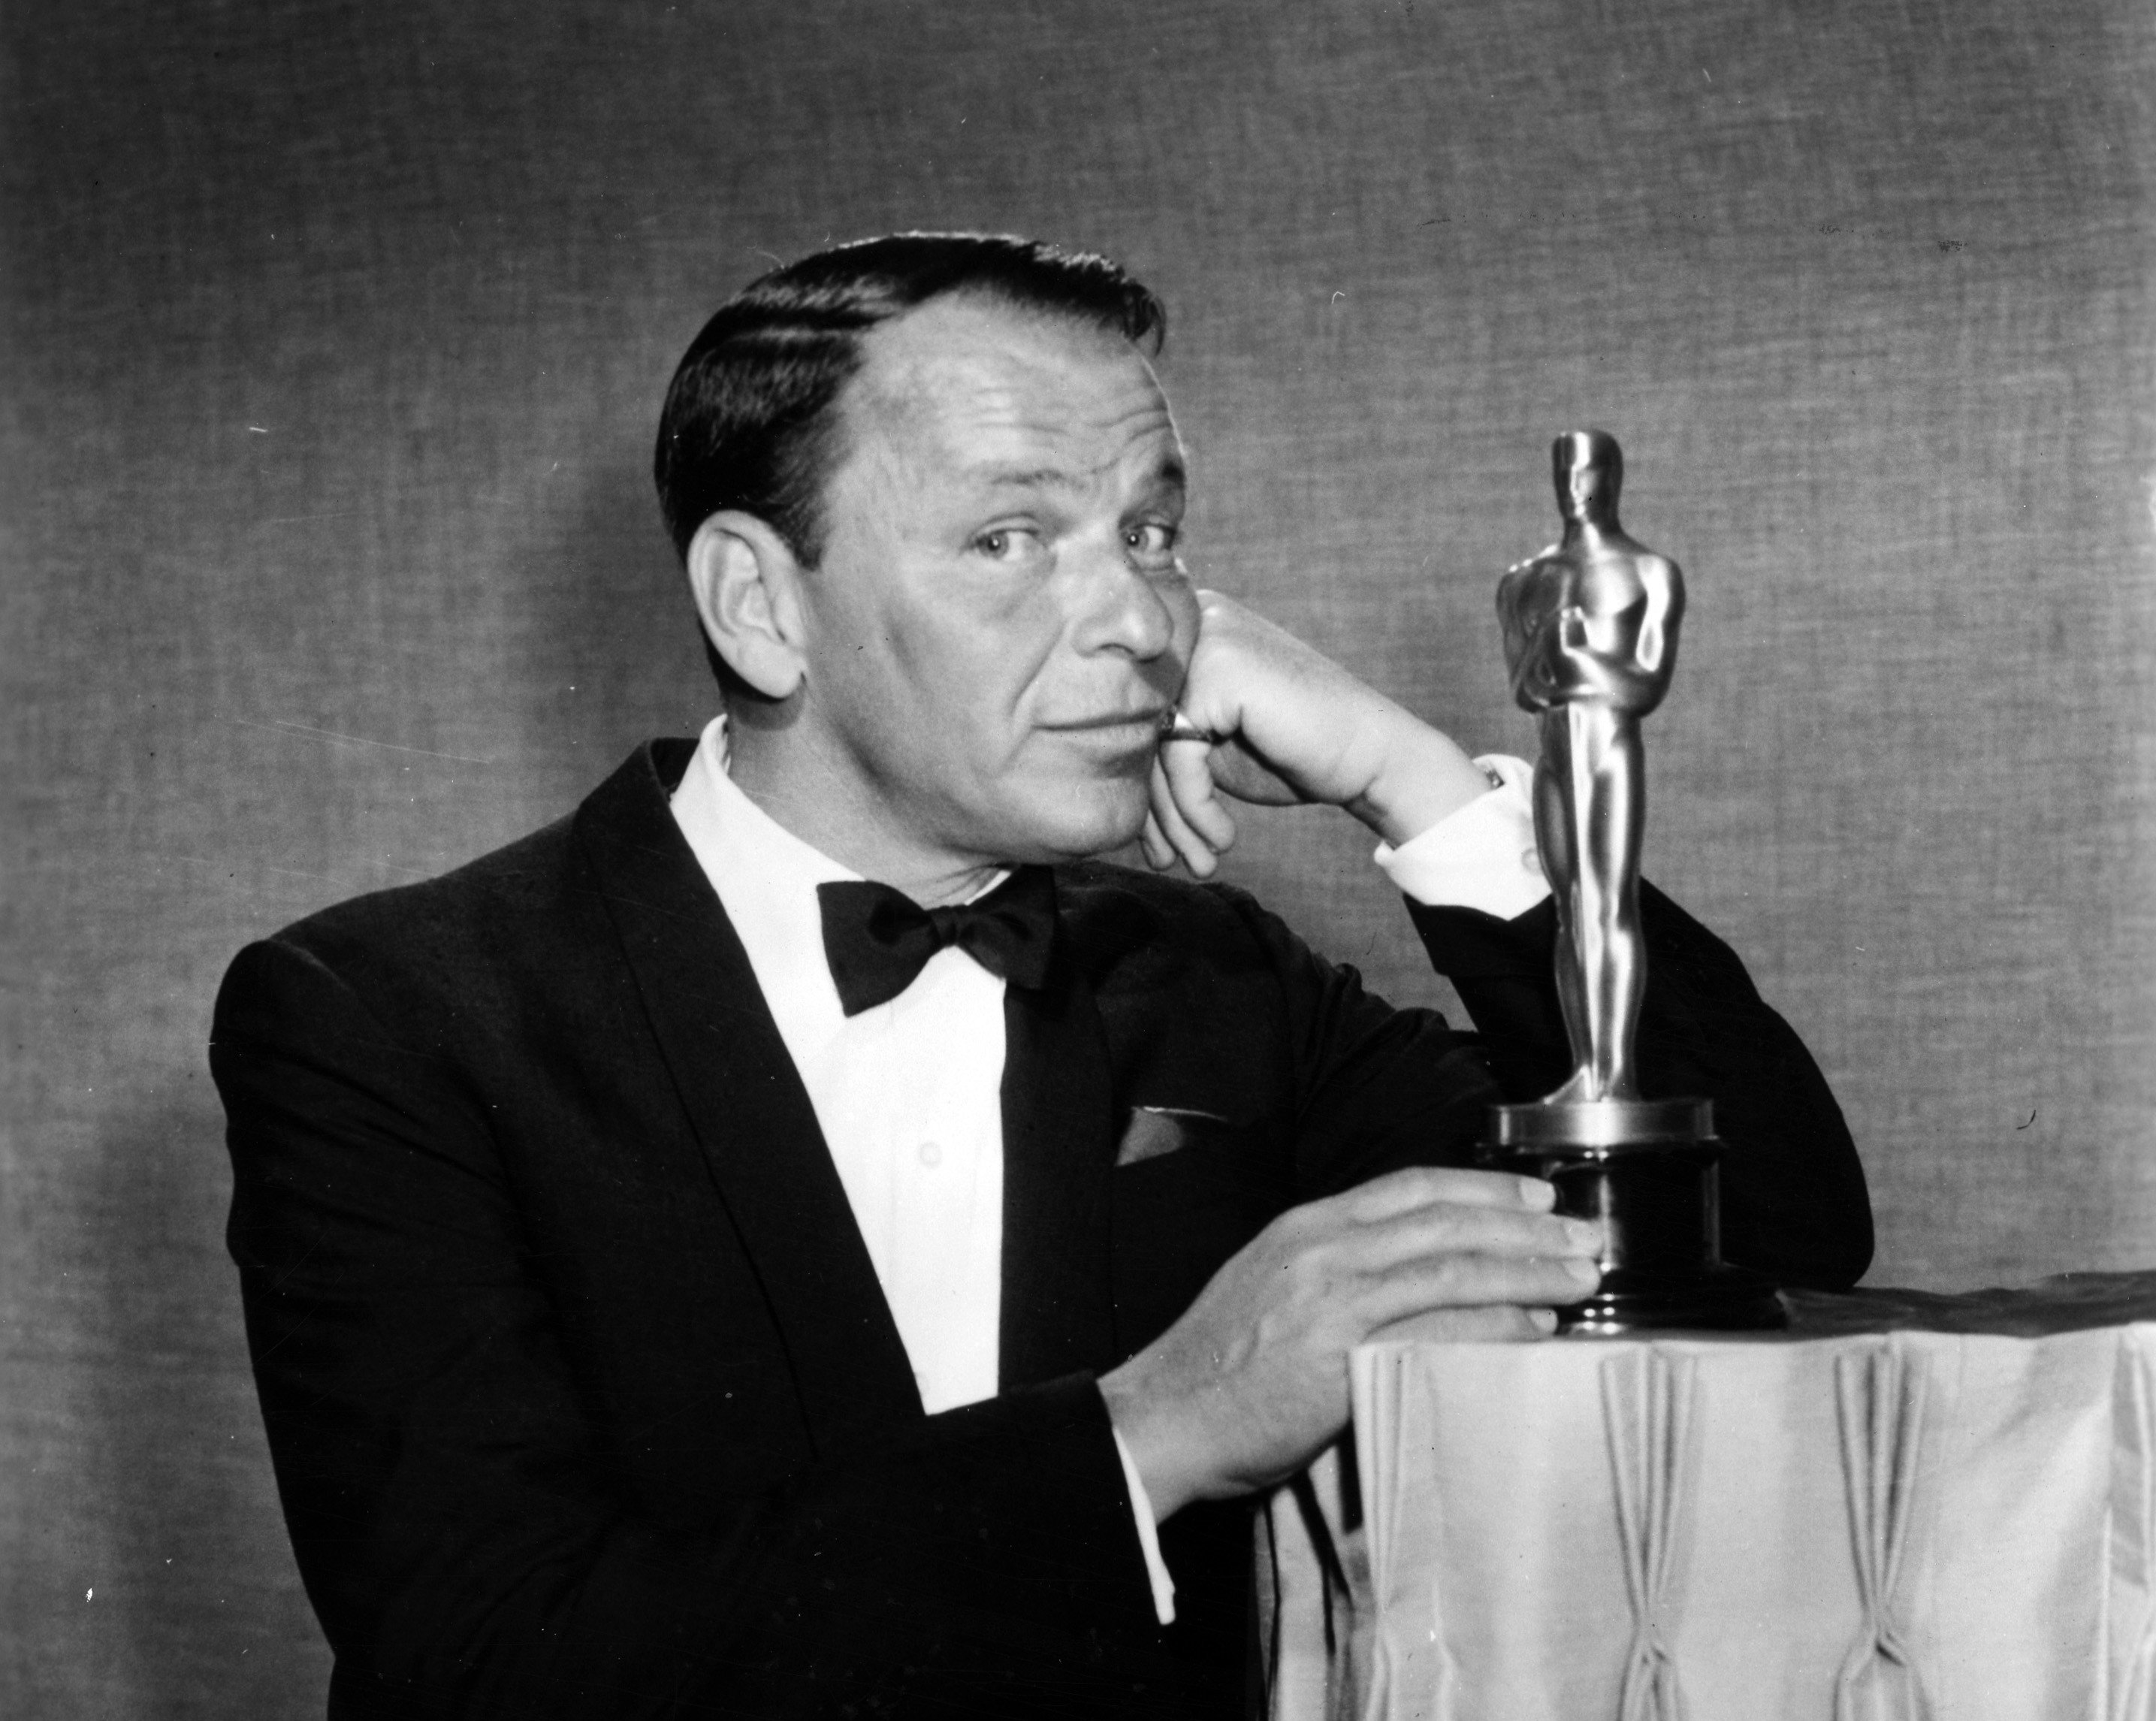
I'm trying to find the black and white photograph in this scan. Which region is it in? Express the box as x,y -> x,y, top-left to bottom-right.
4,2 -> 2151,1714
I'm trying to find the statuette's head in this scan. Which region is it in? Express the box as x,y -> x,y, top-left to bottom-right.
1554,430 -> 1623,530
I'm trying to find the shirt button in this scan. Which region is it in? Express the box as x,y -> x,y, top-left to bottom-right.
917,1140 -> 943,1168
1521,848 -> 1544,872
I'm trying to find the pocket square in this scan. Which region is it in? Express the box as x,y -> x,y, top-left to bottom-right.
1115,1105 -> 1230,1168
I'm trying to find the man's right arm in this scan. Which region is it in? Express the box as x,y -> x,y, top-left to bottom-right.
1097,1167 -> 1599,1523
214,936 -> 1169,1718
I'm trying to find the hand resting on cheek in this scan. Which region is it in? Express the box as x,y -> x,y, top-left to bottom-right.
1143,589 -> 1497,877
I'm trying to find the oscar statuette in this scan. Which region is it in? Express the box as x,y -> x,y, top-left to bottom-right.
1484,432 -> 1784,1333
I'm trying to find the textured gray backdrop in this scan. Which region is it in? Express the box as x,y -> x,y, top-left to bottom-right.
5,1 -> 2151,1712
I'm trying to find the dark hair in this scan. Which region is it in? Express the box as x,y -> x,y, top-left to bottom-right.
653,232 -> 1167,569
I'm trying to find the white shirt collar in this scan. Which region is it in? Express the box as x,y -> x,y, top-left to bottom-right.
669,714 -> 859,1060
666,714 -> 1018,1049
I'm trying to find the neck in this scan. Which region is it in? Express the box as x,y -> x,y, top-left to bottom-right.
1561,512 -> 1617,551
723,705 -> 1004,907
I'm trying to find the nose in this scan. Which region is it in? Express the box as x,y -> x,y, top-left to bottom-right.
1070,540 -> 1182,663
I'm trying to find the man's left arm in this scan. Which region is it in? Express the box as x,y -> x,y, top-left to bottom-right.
1149,590 -> 1871,1291
1415,890 -> 1872,1287
1104,588 -> 1871,1525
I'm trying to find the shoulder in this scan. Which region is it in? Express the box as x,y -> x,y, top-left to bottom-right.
211,813 -> 597,1077
219,739 -> 693,1020
252,810 -> 584,981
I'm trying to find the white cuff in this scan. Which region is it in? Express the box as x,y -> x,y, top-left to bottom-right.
1372,754 -> 1551,919
1111,1427 -> 1178,1626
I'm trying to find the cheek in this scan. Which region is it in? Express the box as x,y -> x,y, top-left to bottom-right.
1162,580 -> 1202,678
848,606 -> 1048,769
931,593 -> 1067,715
886,618 -> 1020,714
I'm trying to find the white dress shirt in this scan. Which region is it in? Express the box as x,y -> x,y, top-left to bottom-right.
668,714 -> 1546,1625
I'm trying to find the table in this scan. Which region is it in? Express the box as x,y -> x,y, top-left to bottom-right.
1259,1273 -> 2156,1721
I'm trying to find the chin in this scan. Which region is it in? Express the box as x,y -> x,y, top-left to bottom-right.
998,780 -> 1151,865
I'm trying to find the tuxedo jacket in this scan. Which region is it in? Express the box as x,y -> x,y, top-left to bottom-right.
212,739 -> 1871,1719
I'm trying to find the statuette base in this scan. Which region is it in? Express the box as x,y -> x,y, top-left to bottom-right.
1484,1098 -> 1787,1334
1554,1261 -> 1786,1335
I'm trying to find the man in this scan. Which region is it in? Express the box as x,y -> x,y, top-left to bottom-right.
213,234 -> 1869,1718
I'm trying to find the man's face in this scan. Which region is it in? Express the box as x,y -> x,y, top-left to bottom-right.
785,294 -> 1197,871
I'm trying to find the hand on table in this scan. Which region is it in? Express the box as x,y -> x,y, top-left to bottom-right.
1097,1166 -> 1603,1523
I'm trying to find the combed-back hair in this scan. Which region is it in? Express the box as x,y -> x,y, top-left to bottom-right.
653,232 -> 1167,569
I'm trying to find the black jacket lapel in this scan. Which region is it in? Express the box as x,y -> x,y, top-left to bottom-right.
997,934 -> 1119,1389
572,741 -> 923,1453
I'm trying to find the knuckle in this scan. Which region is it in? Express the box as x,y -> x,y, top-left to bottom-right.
1423,1251 -> 1472,1301
1284,1238 -> 1348,1295
1270,1203 -> 1323,1248
1354,1165 -> 1441,1218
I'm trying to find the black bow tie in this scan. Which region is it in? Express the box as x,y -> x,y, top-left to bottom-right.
817,867 -> 1058,1016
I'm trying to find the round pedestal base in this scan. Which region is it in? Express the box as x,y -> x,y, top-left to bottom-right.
1558,1262 -> 1786,1335
1484,1095 -> 1787,1335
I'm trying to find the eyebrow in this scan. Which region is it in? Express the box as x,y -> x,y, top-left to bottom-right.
967,454 -> 1188,497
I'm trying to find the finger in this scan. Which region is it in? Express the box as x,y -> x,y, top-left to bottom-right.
1335,1164 -> 1559,1223
1140,809 -> 1175,871
1159,735 -> 1240,854
1146,755 -> 1212,874
1369,1303 -> 1556,1345
1148,753 -> 1223,877
1348,1201 -> 1603,1276
1360,1250 -> 1602,1324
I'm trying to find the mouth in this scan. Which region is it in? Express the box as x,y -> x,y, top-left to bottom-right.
1043,707 -> 1173,738
1038,708 -> 1173,765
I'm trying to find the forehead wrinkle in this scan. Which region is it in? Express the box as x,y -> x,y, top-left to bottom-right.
938,371 -> 1171,444
956,386 -> 1184,498
840,299 -> 1183,508
965,443 -> 1186,498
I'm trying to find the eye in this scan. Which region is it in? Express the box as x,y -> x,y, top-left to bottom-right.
971,526 -> 1043,562
1123,521 -> 1181,566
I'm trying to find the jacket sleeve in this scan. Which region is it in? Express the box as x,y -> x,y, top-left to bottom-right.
213,936 -> 1176,1720
1409,884 -> 1872,1289
1214,880 -> 1873,1292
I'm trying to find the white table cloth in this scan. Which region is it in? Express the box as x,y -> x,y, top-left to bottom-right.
1258,1273 -> 2156,1721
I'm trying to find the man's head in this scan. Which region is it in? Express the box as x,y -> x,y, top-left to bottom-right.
655,234 -> 1167,572
656,235 -> 1200,887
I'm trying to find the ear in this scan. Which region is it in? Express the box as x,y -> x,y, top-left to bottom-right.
685,512 -> 809,700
